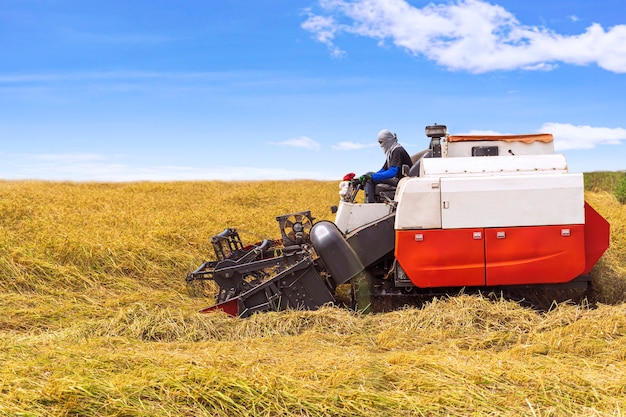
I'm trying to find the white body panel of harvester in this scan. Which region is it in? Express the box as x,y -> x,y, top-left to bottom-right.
395,154 -> 585,230
334,200 -> 394,234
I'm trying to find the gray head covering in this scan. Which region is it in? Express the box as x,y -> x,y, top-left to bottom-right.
377,129 -> 400,165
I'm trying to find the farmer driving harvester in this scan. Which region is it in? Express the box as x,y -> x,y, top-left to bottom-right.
357,129 -> 412,203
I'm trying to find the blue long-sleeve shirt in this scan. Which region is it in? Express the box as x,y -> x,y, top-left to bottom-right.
371,166 -> 399,182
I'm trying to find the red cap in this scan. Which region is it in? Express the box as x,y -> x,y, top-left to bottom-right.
343,172 -> 356,181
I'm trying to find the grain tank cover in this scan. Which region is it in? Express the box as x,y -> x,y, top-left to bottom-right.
447,133 -> 553,143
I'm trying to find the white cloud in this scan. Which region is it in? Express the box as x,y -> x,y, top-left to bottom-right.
332,141 -> 376,150
270,136 -> 321,150
541,122 -> 626,150
302,0 -> 626,73
0,152 -> 329,181
32,153 -> 110,162
301,12 -> 346,58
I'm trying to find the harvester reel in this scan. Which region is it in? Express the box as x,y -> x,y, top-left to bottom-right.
276,211 -> 314,246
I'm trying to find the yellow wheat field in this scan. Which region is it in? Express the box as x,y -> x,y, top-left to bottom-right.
0,180 -> 625,416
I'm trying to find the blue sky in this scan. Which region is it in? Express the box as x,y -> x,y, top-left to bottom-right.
1,0 -> 625,181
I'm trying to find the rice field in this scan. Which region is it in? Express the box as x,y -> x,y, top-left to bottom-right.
1,178 -> 625,416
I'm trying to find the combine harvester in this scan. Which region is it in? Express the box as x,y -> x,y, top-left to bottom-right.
186,125 -> 610,317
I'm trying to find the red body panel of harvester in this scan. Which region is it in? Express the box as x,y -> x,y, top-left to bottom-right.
395,202 -> 609,289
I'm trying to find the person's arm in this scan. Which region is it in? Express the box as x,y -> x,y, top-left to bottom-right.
372,166 -> 399,182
